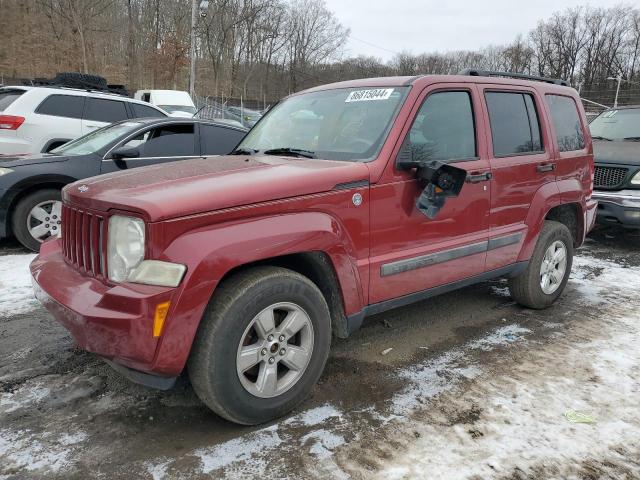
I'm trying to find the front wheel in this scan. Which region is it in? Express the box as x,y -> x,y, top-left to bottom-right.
508,220 -> 574,309
188,266 -> 331,425
12,189 -> 62,252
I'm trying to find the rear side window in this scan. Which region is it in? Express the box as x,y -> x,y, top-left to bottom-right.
200,124 -> 246,155
36,94 -> 85,119
84,98 -> 129,123
407,91 -> 477,162
0,89 -> 25,111
546,94 -> 585,152
123,124 -> 196,157
131,103 -> 165,119
485,92 -> 543,156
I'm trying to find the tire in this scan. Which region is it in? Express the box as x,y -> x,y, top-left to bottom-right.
12,189 -> 62,252
188,266 -> 331,425
508,220 -> 574,309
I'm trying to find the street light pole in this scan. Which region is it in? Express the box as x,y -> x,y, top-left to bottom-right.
607,75 -> 622,108
189,0 -> 197,99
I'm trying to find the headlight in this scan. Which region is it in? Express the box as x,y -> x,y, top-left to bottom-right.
108,215 -> 146,282
631,171 -> 640,186
107,215 -> 186,287
0,167 -> 13,176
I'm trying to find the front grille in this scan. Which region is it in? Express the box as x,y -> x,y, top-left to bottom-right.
61,204 -> 106,277
594,166 -> 628,189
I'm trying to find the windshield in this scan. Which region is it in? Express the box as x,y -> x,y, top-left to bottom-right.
237,86 -> 409,161
159,105 -> 197,115
51,121 -> 143,155
590,108 -> 640,140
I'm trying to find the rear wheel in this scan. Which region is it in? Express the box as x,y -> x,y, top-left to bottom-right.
508,220 -> 574,309
188,267 -> 331,425
12,189 -> 62,252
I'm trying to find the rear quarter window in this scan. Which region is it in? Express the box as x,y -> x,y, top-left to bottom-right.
545,94 -> 585,152
0,89 -> 26,111
200,124 -> 247,155
131,103 -> 166,119
35,94 -> 85,119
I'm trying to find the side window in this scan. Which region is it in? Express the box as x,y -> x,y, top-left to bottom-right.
546,94 -> 585,152
36,95 -> 85,119
485,92 -> 543,156
131,103 -> 165,119
407,91 -> 476,162
84,98 -> 129,123
200,124 -> 246,155
123,124 -> 196,157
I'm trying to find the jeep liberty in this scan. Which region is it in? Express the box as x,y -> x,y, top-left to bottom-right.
31,70 -> 597,425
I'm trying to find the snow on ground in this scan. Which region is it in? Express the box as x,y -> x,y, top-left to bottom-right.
0,253 -> 37,317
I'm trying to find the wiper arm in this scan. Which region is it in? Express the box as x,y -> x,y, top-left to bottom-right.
623,136 -> 640,141
263,147 -> 316,159
591,135 -> 612,141
230,147 -> 257,155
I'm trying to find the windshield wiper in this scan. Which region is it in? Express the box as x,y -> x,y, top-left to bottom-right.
263,147 -> 316,159
591,135 -> 613,141
623,136 -> 640,141
230,147 -> 257,155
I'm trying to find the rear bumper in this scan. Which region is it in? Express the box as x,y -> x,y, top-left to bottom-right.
30,239 -> 181,381
593,190 -> 640,228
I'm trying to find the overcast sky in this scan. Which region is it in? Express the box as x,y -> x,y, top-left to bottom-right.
323,0 -> 628,61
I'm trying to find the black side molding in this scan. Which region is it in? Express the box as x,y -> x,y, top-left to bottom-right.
346,261 -> 529,335
104,359 -> 177,390
487,232 -> 523,251
333,179 -> 369,190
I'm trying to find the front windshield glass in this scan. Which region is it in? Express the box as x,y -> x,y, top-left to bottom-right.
159,105 -> 197,115
238,86 -> 409,161
590,108 -> 640,140
51,121 -> 143,155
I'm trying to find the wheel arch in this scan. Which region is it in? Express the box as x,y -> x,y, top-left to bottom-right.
545,202 -> 584,247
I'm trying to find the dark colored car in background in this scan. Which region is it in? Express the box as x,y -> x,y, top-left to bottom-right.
590,105 -> 640,228
0,117 -> 247,250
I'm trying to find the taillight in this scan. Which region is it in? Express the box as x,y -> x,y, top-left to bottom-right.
0,115 -> 25,130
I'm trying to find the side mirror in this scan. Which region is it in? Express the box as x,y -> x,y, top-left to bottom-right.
111,146 -> 140,160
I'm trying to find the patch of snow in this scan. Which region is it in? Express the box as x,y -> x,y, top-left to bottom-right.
0,383 -> 50,414
302,429 -> 345,459
467,324 -> 531,351
0,429 -> 73,474
489,286 -> 511,298
284,403 -> 343,427
145,459 -> 170,480
0,253 -> 38,317
571,255 -> 640,305
58,431 -> 88,446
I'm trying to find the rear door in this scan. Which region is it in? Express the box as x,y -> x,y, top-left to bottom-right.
82,97 -> 130,134
368,84 -> 492,304
199,123 -> 246,155
479,86 -> 557,270
101,122 -> 200,173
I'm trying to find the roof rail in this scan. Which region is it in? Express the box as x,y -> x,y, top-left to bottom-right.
458,68 -> 569,87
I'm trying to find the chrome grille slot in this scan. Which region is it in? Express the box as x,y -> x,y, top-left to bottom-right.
594,166 -> 628,189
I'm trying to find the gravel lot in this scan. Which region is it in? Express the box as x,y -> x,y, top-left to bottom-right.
1,226 -> 639,479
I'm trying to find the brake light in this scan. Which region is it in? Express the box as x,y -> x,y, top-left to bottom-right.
0,115 -> 25,130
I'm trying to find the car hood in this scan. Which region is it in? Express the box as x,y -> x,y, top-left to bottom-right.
0,153 -> 68,167
63,155 -> 370,221
593,140 -> 640,166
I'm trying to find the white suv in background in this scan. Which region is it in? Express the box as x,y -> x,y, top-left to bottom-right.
0,86 -> 168,155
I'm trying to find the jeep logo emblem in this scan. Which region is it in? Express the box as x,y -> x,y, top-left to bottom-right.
78,185 -> 89,193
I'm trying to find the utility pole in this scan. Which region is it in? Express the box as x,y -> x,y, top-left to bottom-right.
189,0 -> 198,99
607,75 -> 622,108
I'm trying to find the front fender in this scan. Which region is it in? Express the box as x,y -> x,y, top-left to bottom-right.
151,212 -> 364,375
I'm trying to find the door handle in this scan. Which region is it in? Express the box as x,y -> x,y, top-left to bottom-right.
466,172 -> 492,183
536,163 -> 556,173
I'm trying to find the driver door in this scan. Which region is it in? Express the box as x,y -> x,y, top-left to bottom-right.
101,123 -> 201,172
368,85 -> 491,304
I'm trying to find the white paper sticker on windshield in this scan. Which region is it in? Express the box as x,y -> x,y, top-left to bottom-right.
345,88 -> 394,103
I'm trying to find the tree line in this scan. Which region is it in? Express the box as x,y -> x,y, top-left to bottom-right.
0,1 -> 638,106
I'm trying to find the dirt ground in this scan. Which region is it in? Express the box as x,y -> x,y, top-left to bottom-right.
1,225 -> 639,479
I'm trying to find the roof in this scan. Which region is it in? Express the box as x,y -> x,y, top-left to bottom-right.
115,116 -> 248,131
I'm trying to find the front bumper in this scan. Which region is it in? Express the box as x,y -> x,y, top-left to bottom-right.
30,239 -> 179,383
593,189 -> 640,228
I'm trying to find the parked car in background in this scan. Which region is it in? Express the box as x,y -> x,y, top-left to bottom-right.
226,106 -> 263,127
31,70 -> 595,425
589,105 -> 640,228
134,89 -> 196,117
0,118 -> 247,250
0,86 -> 168,156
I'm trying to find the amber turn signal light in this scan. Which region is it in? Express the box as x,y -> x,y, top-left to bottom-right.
153,301 -> 171,337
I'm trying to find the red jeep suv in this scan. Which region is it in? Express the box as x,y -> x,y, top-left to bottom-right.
31,70 -> 596,425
